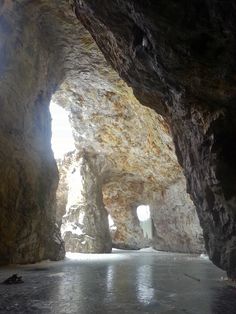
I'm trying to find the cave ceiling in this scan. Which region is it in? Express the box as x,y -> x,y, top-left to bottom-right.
52,2 -> 183,198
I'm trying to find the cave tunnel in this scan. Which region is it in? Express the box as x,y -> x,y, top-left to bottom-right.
0,0 -> 236,313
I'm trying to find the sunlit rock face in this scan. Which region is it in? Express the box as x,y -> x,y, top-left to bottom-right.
59,151 -> 112,253
103,180 -> 149,250
151,178 -> 204,254
0,0 -> 203,262
53,18 -> 203,253
56,156 -> 71,228
75,0 -> 236,278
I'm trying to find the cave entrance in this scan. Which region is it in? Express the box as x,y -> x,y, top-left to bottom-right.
136,205 -> 152,240
108,214 -> 117,232
108,214 -> 117,243
50,101 -> 75,159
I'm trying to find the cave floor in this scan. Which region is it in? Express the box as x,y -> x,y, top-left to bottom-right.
0,249 -> 235,314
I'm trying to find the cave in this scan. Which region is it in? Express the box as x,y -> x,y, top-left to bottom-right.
0,0 -> 236,313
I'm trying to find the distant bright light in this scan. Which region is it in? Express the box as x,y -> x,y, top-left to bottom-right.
108,215 -> 114,226
50,102 -> 75,159
137,205 -> 150,222
108,215 -> 117,231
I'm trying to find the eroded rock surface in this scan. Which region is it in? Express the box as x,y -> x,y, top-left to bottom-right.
0,0 -> 68,263
60,151 -> 112,253
0,0 -> 204,263
75,0 -> 236,277
151,178 -> 204,254
103,180 -> 149,250
54,19 -> 203,253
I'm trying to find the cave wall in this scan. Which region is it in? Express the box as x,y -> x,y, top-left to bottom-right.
0,1 -> 67,263
57,151 -> 147,252
0,0 -> 206,262
59,151 -> 112,253
75,0 -> 236,278
151,177 -> 204,253
103,180 -> 149,250
55,157 -> 69,227
53,13 -> 203,254
0,0 -> 87,263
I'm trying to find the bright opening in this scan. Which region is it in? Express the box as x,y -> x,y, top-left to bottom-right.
108,214 -> 117,231
137,205 -> 152,240
137,205 -> 150,222
50,101 -> 75,159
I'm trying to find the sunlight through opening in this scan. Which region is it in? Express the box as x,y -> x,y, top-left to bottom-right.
108,214 -> 117,231
50,101 -> 75,159
137,205 -> 150,222
137,205 -> 152,240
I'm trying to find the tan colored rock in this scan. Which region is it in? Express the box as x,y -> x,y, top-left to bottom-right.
74,0 -> 236,278
103,180 -> 149,249
54,27 -> 204,252
0,0 -> 204,262
151,177 -> 204,253
52,10 -> 204,253
59,151 -> 112,253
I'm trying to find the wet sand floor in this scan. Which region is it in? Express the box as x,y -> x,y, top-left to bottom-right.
0,249 -> 235,314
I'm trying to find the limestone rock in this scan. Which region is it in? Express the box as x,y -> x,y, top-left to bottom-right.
151,178 -> 204,253
59,151 -> 112,253
103,180 -> 149,250
0,0 -> 205,264
75,0 -> 236,278
52,10 -> 203,253
0,0 -> 66,263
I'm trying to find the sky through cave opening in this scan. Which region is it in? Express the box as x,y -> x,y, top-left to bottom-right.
50,101 -> 75,159
137,205 -> 152,240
